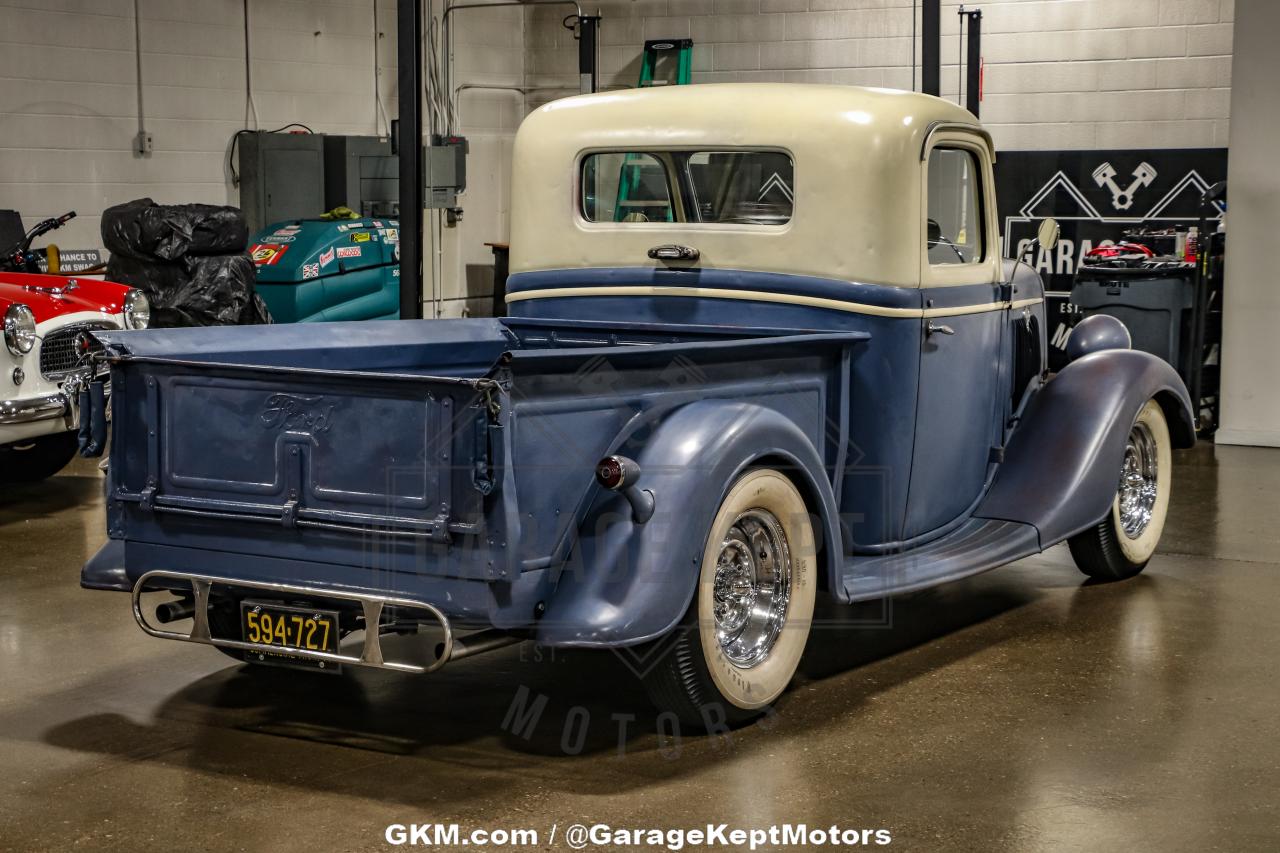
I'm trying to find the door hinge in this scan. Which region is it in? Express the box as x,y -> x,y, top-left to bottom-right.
988,445 -> 1005,464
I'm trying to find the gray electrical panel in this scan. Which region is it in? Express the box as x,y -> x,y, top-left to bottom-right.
425,135 -> 469,210
237,132 -> 326,233
323,135 -> 399,218
323,135 -> 467,217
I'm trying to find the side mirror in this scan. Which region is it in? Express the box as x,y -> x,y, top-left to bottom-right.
1021,218 -> 1061,264
1036,218 -> 1060,251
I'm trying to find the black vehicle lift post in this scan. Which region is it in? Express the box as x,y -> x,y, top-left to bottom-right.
960,6 -> 983,117
396,0 -> 424,320
921,0 -> 940,97
578,14 -> 601,93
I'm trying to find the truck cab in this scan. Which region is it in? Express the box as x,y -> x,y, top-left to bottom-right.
506,84 -> 1046,554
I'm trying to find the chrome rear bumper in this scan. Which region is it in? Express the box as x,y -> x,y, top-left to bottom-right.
131,570 -> 456,673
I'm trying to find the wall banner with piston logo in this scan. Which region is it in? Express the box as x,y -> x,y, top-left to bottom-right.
994,147 -> 1228,369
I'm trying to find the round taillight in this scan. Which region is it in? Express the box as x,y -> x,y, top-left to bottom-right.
597,457 -> 624,489
595,455 -> 641,491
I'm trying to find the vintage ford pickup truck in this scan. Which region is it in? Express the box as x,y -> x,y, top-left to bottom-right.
82,85 -> 1194,726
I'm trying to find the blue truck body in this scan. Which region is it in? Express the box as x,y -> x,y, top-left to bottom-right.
85,314 -> 865,643
83,265 -> 1193,650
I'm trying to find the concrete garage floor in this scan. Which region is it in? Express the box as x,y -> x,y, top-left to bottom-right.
2,445 -> 1279,852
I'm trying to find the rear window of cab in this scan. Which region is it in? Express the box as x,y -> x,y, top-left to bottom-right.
580,150 -> 794,226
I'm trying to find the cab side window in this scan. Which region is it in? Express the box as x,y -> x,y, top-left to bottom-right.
582,152 -> 674,223
926,147 -> 984,265
684,151 -> 794,224
581,150 -> 794,225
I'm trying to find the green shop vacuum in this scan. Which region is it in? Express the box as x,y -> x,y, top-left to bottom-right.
249,218 -> 400,322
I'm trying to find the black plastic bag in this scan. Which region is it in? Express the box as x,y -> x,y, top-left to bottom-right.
102,198 -> 248,261
105,253 -> 271,328
101,199 -> 269,328
103,252 -> 186,293
239,293 -> 273,326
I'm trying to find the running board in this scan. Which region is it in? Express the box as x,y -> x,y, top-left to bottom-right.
839,518 -> 1040,602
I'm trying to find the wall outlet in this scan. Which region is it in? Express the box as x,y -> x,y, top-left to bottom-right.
134,130 -> 153,155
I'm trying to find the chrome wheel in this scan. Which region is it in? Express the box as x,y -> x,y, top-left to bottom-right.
1118,421 -> 1159,539
712,509 -> 791,669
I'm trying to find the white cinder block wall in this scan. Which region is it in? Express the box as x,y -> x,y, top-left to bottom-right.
432,0 -> 525,316
525,0 -> 1234,151
3,0 -> 392,252
1217,0 -> 1280,446
0,0 -> 524,316
1,0 -> 1235,311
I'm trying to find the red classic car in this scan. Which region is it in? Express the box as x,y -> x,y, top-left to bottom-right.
2,232 -> 148,481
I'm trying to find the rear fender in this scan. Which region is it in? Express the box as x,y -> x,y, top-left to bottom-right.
977,348 -> 1195,547
535,400 -> 841,647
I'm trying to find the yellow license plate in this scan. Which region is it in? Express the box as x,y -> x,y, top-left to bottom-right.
240,601 -> 340,671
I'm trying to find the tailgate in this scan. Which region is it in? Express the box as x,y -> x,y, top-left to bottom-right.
109,357 -> 499,546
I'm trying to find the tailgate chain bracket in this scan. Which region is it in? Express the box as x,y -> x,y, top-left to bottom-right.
429,513 -> 452,544
281,499 -> 299,528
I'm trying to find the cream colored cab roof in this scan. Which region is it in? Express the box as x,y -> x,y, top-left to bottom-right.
510,83 -> 987,288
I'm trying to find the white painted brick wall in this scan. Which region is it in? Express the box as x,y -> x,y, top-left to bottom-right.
525,0 -> 1234,152
0,0 -> 1235,309
1,0 -> 395,251
433,0 -> 524,314
0,0 -> 523,316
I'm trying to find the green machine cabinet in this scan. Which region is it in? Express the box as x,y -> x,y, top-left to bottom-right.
249,219 -> 400,322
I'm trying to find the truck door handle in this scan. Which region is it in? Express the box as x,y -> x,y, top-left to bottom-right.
926,322 -> 956,337
647,244 -> 700,262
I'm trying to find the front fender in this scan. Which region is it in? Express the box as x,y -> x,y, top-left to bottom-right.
977,348 -> 1195,548
535,400 -> 841,648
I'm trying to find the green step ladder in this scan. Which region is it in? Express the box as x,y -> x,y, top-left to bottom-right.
615,39 -> 694,221
638,38 -> 693,87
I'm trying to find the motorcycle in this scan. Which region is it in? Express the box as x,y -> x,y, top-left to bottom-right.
0,211 -> 78,274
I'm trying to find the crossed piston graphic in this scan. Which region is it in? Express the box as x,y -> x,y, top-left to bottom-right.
1092,161 -> 1158,211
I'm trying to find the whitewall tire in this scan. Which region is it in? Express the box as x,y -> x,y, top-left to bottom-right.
1068,400 -> 1172,580
643,468 -> 817,727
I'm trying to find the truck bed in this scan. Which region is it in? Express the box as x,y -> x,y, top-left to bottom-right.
90,317 -> 867,621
